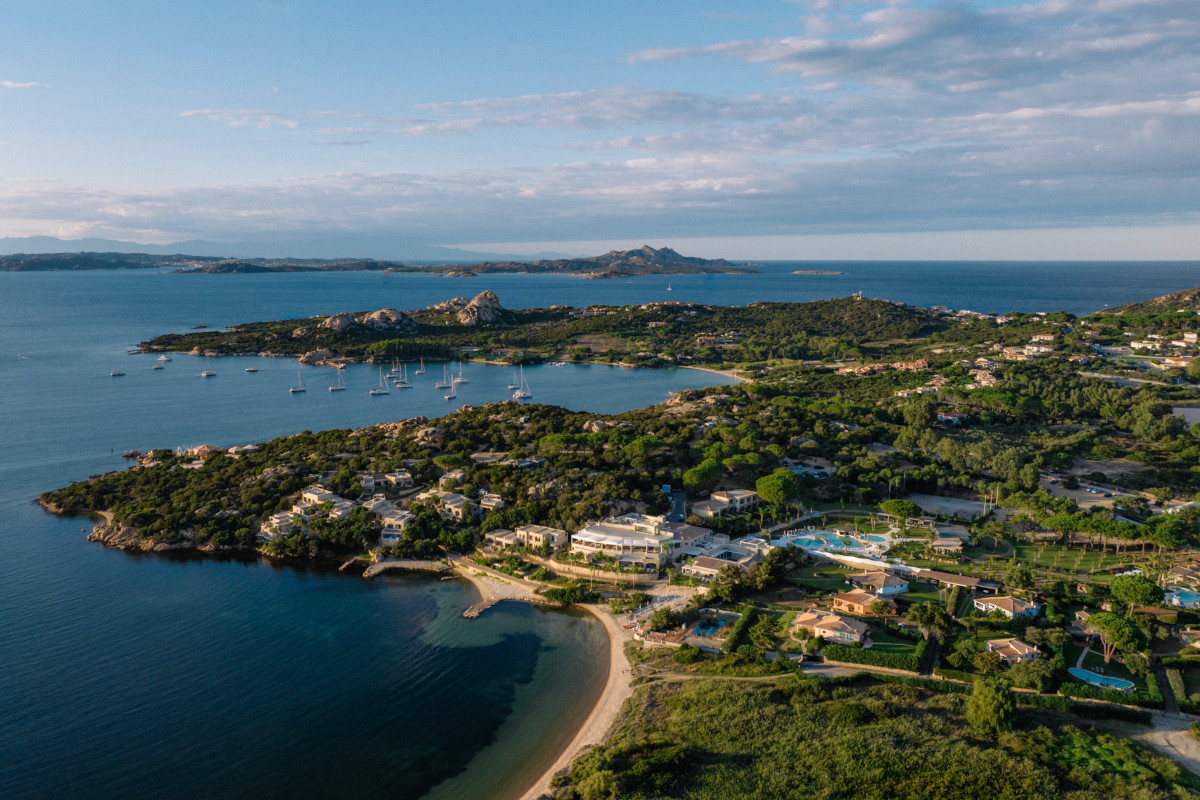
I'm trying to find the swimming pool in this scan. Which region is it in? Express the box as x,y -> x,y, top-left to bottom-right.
864,535 -> 887,543
1167,588 -> 1200,608
1068,667 -> 1135,692
692,617 -> 729,638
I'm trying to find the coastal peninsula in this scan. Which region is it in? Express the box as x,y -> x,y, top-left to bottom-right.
39,283 -> 1200,799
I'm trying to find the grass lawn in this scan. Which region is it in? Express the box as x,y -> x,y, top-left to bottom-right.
867,628 -> 920,655
900,580 -> 942,605
787,564 -> 852,591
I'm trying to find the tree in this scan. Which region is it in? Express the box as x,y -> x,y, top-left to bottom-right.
1004,565 -> 1034,590
1009,658 -> 1056,693
869,600 -> 892,618
1108,575 -> 1164,616
965,676 -> 1016,734
903,397 -> 936,428
755,469 -> 800,507
973,650 -> 1005,675
908,601 -> 953,635
1088,612 -> 1143,663
879,499 -> 923,520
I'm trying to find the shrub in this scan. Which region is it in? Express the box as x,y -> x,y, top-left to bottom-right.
823,643 -> 920,672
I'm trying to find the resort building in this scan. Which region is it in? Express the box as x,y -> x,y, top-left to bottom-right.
791,611 -> 869,645
681,556 -> 734,582
258,510 -> 307,542
985,637 -> 1040,664
690,489 -> 760,518
485,524 -> 569,553
833,590 -> 896,616
974,595 -> 1040,619
845,571 -> 908,595
930,537 -> 965,554
915,569 -> 987,591
570,513 -> 706,569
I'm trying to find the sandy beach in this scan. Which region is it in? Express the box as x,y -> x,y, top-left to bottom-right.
518,605 -> 632,800
449,558 -> 634,800
677,364 -> 748,383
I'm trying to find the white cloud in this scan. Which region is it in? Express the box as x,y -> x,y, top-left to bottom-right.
179,109 -> 300,130
1,80 -> 46,88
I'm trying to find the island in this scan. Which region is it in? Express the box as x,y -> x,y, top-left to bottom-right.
41,284 -> 1200,799
0,245 -> 757,277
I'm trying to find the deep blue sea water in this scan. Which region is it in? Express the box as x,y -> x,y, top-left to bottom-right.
2,260 -> 1199,799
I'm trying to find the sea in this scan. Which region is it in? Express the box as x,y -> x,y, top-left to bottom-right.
2,259 -> 1199,799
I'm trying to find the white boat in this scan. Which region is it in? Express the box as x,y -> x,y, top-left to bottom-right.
386,359 -> 400,379
434,365 -> 451,389
329,370 -> 346,392
368,367 -> 389,395
444,385 -> 456,401
415,357 -> 426,375
507,369 -> 520,390
110,370 -> 125,377
245,367 -> 257,373
393,362 -> 411,388
157,355 -> 171,362
512,366 -> 531,400
201,356 -> 215,378
152,364 -> 163,371
667,282 -> 672,291
452,362 -> 468,384
290,366 -> 306,393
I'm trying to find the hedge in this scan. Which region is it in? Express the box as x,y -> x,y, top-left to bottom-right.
722,606 -> 758,654
933,667 -> 976,683
823,644 -> 920,672
1165,668 -> 1200,714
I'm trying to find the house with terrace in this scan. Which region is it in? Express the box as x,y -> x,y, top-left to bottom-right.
974,595 -> 1040,620
833,590 -> 896,616
845,571 -> 908,595
485,524 -> 568,553
985,637 -> 1040,665
792,610 -> 870,645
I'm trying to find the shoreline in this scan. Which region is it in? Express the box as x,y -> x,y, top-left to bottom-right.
517,604 -> 632,800
449,561 -> 633,800
677,363 -> 748,383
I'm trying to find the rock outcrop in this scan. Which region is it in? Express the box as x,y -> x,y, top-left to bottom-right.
361,308 -> 417,331
320,313 -> 355,331
299,348 -> 335,364
456,291 -> 506,325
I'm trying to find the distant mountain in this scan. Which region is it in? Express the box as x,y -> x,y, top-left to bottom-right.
1096,285 -> 1200,315
431,245 -> 751,278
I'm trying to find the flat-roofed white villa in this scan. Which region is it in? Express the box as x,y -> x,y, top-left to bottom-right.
570,513 -> 709,570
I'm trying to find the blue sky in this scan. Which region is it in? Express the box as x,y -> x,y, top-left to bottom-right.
2,0 -> 1199,259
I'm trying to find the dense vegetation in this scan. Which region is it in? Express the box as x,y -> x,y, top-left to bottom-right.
561,677 -> 1196,799
140,295 -> 944,367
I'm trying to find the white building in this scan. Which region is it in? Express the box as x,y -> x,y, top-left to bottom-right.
570,514 -> 705,569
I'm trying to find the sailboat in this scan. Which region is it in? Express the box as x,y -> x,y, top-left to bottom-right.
368,367 -> 389,395
667,282 -> 672,291
290,366 -> 306,393
393,362 -> 411,389
415,357 -> 426,375
434,365 -> 451,389
512,366 -> 531,401
201,355 -> 215,378
329,369 -> 346,392
386,359 -> 400,379
507,369 -> 520,390
452,362 -> 468,384
444,384 -> 456,401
